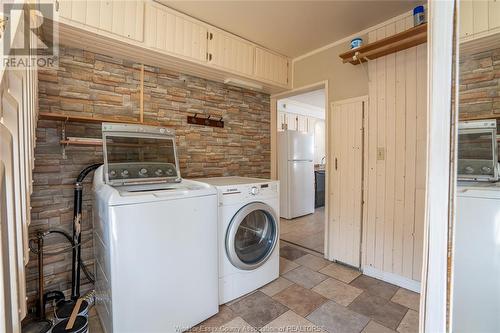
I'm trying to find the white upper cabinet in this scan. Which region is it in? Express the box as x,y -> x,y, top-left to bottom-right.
56,0 -> 291,91
254,47 -> 289,86
297,115 -> 308,133
144,2 -> 207,63
460,0 -> 500,40
207,28 -> 255,76
58,0 -> 144,42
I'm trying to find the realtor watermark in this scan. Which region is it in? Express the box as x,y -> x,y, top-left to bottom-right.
2,1 -> 59,69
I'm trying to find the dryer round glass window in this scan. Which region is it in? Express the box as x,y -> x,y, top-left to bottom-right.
226,202 -> 278,270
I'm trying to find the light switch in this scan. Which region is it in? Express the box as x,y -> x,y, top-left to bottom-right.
377,147 -> 385,161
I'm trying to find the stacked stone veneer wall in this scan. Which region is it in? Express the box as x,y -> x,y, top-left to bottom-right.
27,46 -> 271,309
459,46 -> 500,161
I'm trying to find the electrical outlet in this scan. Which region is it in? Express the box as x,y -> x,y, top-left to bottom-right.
377,147 -> 385,161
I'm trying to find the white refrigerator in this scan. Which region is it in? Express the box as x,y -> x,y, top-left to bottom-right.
279,131 -> 315,219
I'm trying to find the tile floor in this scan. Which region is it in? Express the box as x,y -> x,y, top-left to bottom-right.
280,207 -> 325,253
90,242 -> 419,333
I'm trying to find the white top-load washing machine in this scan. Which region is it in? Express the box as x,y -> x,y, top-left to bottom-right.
93,123 -> 218,333
197,177 -> 280,304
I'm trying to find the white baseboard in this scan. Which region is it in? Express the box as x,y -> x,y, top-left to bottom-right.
362,266 -> 421,293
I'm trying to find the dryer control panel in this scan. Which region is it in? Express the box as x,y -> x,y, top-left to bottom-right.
218,181 -> 279,205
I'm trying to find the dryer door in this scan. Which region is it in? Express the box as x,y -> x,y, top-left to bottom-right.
226,202 -> 278,270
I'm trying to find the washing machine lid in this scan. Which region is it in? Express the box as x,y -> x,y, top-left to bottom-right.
102,123 -> 181,186
225,202 -> 278,270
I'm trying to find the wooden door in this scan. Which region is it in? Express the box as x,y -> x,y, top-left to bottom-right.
329,98 -> 365,267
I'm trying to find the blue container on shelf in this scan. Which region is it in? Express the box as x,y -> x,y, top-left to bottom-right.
413,6 -> 425,26
350,37 -> 363,49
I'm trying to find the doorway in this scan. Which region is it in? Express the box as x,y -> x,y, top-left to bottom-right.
271,82 -> 327,255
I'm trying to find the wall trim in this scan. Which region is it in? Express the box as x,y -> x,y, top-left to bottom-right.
292,10 -> 413,64
363,266 -> 421,293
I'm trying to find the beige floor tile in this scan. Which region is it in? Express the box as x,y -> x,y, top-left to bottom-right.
307,300 -> 370,333
213,317 -> 257,333
192,305 -> 236,332
280,245 -> 309,261
391,289 -> 420,312
350,276 -> 399,300
261,310 -> 327,333
319,262 -> 361,283
348,292 -> 407,330
273,284 -> 327,317
397,310 -> 419,333
280,208 -> 325,253
260,277 -> 294,296
283,266 -> 328,289
312,278 -> 363,306
294,254 -> 330,271
228,291 -> 288,329
280,257 -> 300,274
362,321 -> 397,333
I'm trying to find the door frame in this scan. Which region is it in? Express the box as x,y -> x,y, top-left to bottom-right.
271,80 -> 329,257
330,96 -> 367,268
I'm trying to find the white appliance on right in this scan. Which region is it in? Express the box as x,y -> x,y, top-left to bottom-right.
278,131 -> 315,219
452,183 -> 500,332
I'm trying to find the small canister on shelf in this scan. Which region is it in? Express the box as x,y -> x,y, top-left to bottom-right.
350,37 -> 363,49
413,5 -> 425,26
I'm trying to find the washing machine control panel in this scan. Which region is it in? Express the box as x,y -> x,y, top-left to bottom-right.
107,162 -> 179,184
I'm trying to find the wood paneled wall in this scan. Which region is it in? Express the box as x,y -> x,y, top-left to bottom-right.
363,15 -> 427,283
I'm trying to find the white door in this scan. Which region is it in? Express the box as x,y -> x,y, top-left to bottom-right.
329,97 -> 365,267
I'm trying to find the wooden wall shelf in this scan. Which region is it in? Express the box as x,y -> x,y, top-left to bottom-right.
39,112 -> 160,126
339,23 -> 427,65
459,114 -> 500,121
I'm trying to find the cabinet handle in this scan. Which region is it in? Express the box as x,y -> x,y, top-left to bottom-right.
208,53 -> 212,61
335,158 -> 338,170
209,32 -> 213,40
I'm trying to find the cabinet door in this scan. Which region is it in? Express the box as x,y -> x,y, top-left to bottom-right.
254,47 -> 289,86
58,0 -> 144,42
460,0 -> 474,38
297,115 -> 308,133
278,111 -> 287,131
287,114 -> 298,131
144,2 -> 207,62
490,0 -> 500,30
473,0 -> 489,34
207,29 -> 254,76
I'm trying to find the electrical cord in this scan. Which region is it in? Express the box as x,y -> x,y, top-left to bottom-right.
30,229 -> 96,283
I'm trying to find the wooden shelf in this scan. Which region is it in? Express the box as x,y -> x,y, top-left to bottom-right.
459,114 -> 500,121
339,23 -> 427,65
39,112 -> 161,126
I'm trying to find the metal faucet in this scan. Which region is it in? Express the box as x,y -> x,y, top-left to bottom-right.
321,156 -> 326,165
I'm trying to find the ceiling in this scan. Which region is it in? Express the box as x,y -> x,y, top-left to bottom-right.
288,89 -> 325,109
161,1 -> 424,58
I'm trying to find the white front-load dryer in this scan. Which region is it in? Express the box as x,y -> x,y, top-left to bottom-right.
197,177 -> 280,304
